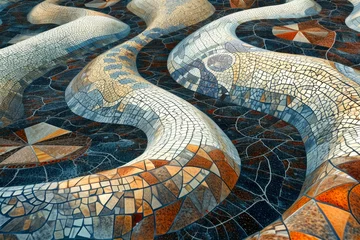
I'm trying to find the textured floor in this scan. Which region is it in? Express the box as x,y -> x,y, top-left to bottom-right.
0,0 -> 359,239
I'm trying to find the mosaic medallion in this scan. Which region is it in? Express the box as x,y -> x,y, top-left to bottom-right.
0,122 -> 91,168
272,20 -> 336,48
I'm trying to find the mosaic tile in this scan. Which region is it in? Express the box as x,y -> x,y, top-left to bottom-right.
0,0 -> 358,239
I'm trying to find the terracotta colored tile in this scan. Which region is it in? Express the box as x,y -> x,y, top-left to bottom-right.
9,206 -> 25,217
14,129 -> 28,142
350,184 -> 360,223
155,199 -> 182,235
275,31 -> 298,41
283,196 -> 311,219
150,160 -> 168,168
208,149 -> 226,161
230,0 -> 255,9
289,231 -> 320,240
213,161 -> 238,188
316,183 -> 355,211
131,216 -> 154,240
186,154 -> 213,169
140,172 -> 159,185
317,202 -> 350,239
114,215 -> 132,237
142,201 -> 153,217
285,200 -> 337,239
117,166 -> 143,177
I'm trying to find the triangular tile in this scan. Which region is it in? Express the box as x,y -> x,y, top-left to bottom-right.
317,202 -> 349,239
34,145 -> 82,159
285,23 -> 299,30
36,129 -> 71,144
31,146 -> 55,162
274,31 -> 298,41
24,123 -> 69,144
14,129 -> 28,143
0,146 -> 22,156
272,27 -> 298,35
0,146 -> 38,166
293,32 -> 311,43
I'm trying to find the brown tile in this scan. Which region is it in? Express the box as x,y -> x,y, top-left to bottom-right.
350,184 -> 360,223
155,199 -> 182,235
131,216 -> 154,240
213,161 -> 238,188
140,172 -> 159,185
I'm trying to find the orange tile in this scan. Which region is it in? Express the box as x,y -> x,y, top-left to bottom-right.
165,166 -> 181,176
139,172 -> 159,185
186,144 -> 199,153
183,167 -> 201,177
283,196 -> 311,219
289,231 -> 320,240
32,146 -> 54,162
150,160 -> 168,168
317,202 -> 350,239
117,166 -> 143,177
197,148 -> 213,161
131,161 -> 146,170
114,215 -> 132,237
315,183 -> 355,210
37,129 -> 70,143
142,201 -> 153,217
275,31 -> 298,41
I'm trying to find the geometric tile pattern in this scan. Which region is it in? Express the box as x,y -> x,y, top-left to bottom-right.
168,0 -> 360,239
0,0 -> 359,239
272,20 -> 336,48
0,0 -> 130,128
0,0 -> 243,239
235,0 -> 360,71
0,123 -> 91,168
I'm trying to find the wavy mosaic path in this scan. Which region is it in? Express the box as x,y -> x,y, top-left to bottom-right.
347,0 -> 360,32
0,0 -> 129,128
234,0 -> 360,70
168,0 -> 360,239
0,0 -> 246,239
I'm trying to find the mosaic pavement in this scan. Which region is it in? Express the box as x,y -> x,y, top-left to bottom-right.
0,0 -> 359,239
